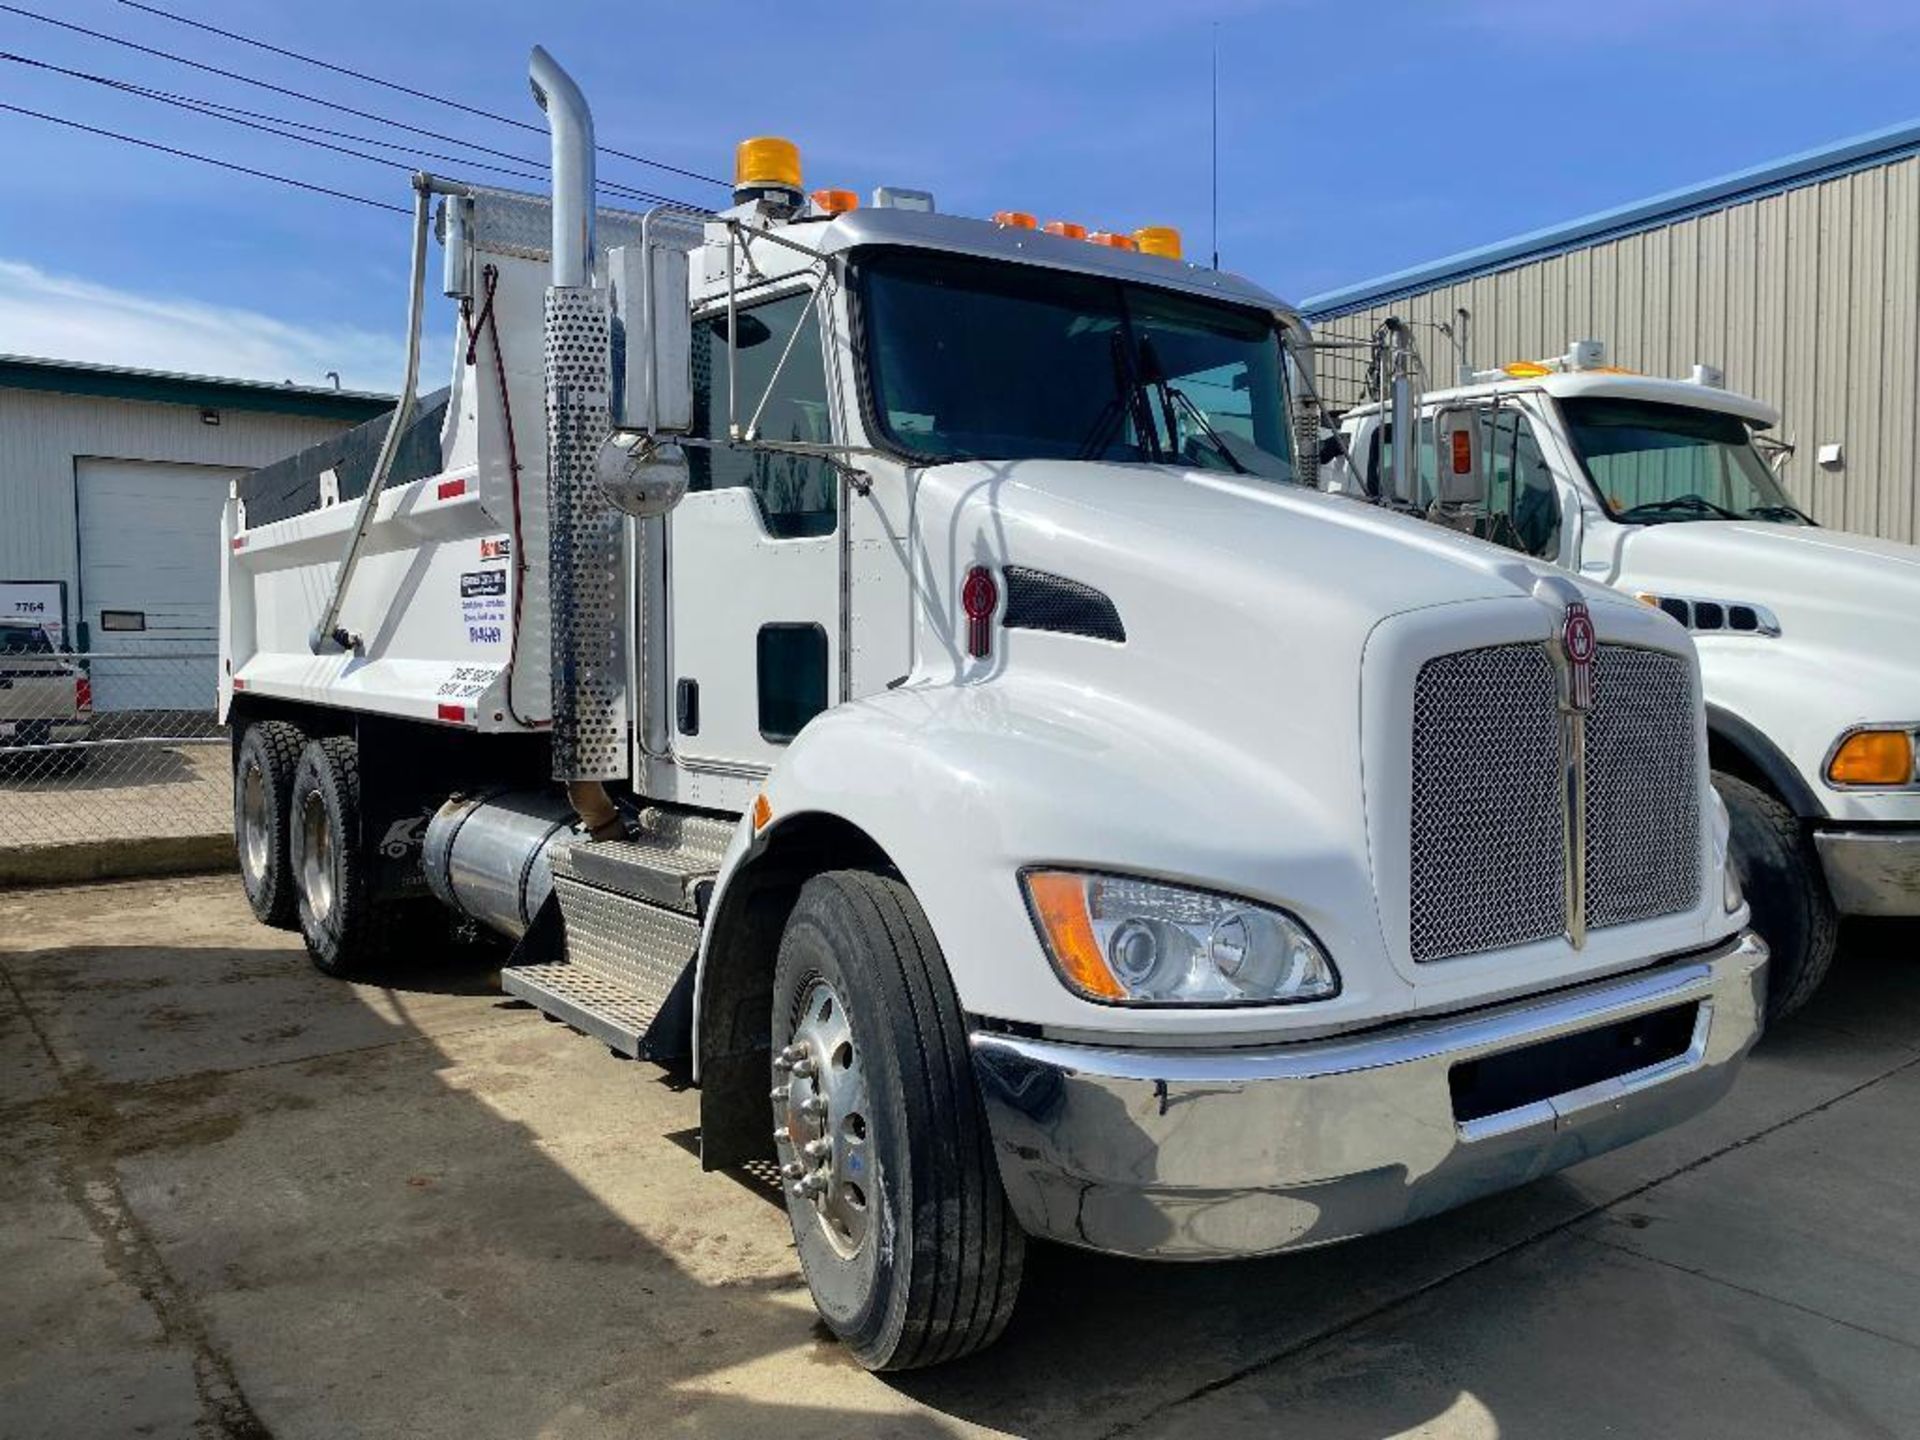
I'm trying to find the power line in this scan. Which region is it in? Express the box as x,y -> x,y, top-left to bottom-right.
0,49 -> 696,209
113,0 -> 728,189
0,4 -> 701,208
0,98 -> 408,213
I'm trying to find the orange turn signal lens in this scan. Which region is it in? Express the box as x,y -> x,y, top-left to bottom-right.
1828,729 -> 1915,786
751,793 -> 774,831
993,209 -> 1038,229
1088,231 -> 1138,250
1502,360 -> 1552,378
811,187 -> 858,214
1024,871 -> 1125,1000
1133,225 -> 1182,258
1043,220 -> 1087,239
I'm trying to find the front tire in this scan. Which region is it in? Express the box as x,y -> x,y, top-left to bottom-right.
235,720 -> 303,928
289,735 -> 382,978
771,871 -> 1024,1371
1717,771 -> 1838,1020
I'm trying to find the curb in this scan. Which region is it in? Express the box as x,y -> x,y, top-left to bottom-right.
0,834 -> 236,888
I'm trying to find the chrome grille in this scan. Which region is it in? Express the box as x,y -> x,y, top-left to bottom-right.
1408,641 -> 1699,963
1410,645 -> 1564,962
1585,647 -> 1700,928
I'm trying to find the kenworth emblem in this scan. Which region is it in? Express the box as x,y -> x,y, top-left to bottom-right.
1561,601 -> 1596,712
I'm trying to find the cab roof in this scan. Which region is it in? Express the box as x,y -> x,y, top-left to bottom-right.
1342,370 -> 1780,428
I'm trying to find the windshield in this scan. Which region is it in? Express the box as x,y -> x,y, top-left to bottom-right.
856,249 -> 1295,480
1560,397 -> 1811,525
0,624 -> 53,656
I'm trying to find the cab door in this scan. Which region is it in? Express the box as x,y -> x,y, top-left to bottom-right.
665,284 -> 842,802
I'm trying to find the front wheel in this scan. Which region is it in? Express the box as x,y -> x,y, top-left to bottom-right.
1717,771 -> 1839,1020
771,870 -> 1024,1371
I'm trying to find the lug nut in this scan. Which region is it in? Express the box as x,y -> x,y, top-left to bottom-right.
780,1160 -> 806,1180
791,1058 -> 817,1078
803,1138 -> 832,1160
769,1084 -> 790,1102
797,1171 -> 830,1196
800,1096 -> 829,1118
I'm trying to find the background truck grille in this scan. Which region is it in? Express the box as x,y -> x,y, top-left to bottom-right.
1408,642 -> 1698,963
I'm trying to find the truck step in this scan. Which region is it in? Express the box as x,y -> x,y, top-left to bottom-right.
499,873 -> 701,1059
550,806 -> 737,914
501,962 -> 662,1057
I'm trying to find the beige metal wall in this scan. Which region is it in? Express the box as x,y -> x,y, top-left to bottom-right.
1311,156 -> 1920,544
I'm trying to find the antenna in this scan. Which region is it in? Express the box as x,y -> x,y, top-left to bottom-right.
1210,23 -> 1219,270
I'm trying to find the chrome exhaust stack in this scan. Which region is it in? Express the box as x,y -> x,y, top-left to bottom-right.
530,47 -> 627,835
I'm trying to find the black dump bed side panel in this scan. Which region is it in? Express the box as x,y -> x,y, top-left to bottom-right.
240,387 -> 452,528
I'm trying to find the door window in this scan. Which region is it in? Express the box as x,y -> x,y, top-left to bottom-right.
689,289 -> 837,538
1476,408 -> 1561,560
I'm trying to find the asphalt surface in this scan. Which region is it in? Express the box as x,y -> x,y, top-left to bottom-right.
2,874 -> 1916,1439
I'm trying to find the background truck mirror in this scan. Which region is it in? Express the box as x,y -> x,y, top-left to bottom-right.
612,242 -> 693,435
1433,406 -> 1487,507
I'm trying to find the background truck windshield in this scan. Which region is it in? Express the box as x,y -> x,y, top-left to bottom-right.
857,250 -> 1294,479
1561,398 -> 1810,524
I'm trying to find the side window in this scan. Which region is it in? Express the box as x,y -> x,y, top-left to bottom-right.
1472,407 -> 1560,560
689,289 -> 836,538
1365,417 -> 1436,504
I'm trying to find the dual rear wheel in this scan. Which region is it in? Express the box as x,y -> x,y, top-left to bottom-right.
235,724 -> 403,977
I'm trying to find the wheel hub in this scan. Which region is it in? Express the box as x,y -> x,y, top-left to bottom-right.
773,978 -> 871,1257
298,789 -> 334,924
240,762 -> 270,885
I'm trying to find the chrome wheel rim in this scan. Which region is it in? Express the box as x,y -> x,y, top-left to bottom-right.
298,788 -> 334,924
239,762 -> 271,885
773,977 -> 872,1259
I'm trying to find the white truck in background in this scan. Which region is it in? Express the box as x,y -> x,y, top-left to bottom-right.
1326,339 -> 1919,1017
219,51 -> 1764,1369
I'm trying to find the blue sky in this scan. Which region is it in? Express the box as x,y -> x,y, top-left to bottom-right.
3,0 -> 1918,392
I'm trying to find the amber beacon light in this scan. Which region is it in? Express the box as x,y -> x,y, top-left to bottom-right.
1133,226 -> 1182,259
734,136 -> 803,206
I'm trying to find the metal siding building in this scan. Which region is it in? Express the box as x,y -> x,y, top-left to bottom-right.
0,357 -> 389,697
1300,121 -> 1920,545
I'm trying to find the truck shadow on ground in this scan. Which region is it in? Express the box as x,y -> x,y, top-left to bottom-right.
4,887 -> 1915,1440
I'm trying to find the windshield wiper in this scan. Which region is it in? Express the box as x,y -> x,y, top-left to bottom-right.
1077,330 -> 1156,461
1618,493 -> 1744,522
1136,338 -> 1250,475
1746,502 -> 1815,524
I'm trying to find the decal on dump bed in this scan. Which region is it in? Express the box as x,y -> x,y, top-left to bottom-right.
480,536 -> 512,560
460,570 -> 508,645
436,664 -> 500,700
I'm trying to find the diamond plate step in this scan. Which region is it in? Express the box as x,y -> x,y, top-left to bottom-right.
500,874 -> 702,1060
550,806 -> 739,914
501,962 -> 657,1057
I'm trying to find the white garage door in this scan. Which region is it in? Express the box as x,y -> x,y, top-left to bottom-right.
77,458 -> 244,712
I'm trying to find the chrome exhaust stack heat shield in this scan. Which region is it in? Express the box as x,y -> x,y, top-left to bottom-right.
530,46 -> 628,786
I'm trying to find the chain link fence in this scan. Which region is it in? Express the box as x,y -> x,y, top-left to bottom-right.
0,649 -> 230,855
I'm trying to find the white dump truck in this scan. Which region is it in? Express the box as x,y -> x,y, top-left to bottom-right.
1327,337 -> 1917,1018
220,51 -> 1764,1368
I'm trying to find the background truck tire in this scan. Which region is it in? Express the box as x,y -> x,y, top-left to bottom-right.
1717,771 -> 1838,1020
234,720 -> 303,928
289,735 -> 386,978
771,870 -> 1024,1371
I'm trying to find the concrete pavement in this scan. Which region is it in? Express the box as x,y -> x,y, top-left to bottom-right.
1,875 -> 1915,1439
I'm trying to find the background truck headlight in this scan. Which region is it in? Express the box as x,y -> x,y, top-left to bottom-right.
1023,870 -> 1339,1005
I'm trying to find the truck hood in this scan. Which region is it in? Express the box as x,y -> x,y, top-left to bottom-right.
1615,520 -> 1920,660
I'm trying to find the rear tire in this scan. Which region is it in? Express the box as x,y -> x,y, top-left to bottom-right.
289,735 -> 383,978
234,720 -> 303,928
771,870 -> 1024,1371
1717,771 -> 1838,1020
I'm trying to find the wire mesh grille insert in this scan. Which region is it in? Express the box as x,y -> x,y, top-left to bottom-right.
1001,568 -> 1126,643
1410,644 -> 1564,963
1408,641 -> 1701,963
1584,646 -> 1701,929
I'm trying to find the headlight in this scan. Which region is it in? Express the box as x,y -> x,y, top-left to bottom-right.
1022,870 -> 1339,1006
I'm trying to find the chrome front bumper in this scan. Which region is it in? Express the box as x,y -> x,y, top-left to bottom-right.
1816,827 -> 1920,917
971,931 -> 1768,1260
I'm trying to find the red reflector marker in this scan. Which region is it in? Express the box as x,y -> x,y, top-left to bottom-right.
74,677 -> 93,713
1450,428 -> 1473,474
962,565 -> 998,659
231,678 -> 247,692
231,536 -> 246,550
437,702 -> 466,723
437,478 -> 467,501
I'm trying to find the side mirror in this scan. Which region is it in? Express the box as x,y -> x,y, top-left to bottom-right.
1432,406 -> 1487,507
596,433 -> 689,518
609,242 -> 692,434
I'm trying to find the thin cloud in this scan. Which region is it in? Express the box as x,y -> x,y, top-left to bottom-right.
0,259 -> 408,393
